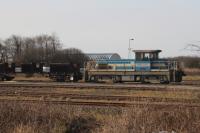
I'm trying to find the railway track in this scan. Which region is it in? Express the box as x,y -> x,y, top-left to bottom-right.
6,79 -> 200,85
0,81 -> 199,108
0,81 -> 200,91
0,91 -> 199,103
0,88 -> 199,108
0,98 -> 200,108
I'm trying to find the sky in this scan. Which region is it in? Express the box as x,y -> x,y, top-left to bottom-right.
0,0 -> 200,58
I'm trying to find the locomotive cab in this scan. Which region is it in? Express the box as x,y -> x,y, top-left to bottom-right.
134,50 -> 161,61
133,50 -> 162,72
133,50 -> 183,83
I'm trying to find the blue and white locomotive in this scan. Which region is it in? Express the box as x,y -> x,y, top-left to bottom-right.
84,50 -> 184,83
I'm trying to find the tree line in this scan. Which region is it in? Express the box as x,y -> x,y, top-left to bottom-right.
0,34 -> 88,66
0,34 -> 199,68
181,43 -> 200,68
175,56 -> 200,69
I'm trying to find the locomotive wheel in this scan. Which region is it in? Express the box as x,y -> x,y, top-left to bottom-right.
160,80 -> 169,84
89,76 -> 98,82
160,76 -> 169,84
140,76 -> 146,83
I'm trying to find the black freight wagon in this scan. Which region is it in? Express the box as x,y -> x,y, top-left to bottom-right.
49,63 -> 81,82
0,63 -> 14,81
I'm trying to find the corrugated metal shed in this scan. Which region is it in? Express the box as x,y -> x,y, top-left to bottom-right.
86,53 -> 121,60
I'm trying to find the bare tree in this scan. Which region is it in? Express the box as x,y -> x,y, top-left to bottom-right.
1,34 -> 87,66
51,48 -> 88,67
0,41 -> 7,63
185,43 -> 200,53
4,35 -> 24,63
34,34 -> 62,63
22,37 -> 38,63
2,34 -> 62,63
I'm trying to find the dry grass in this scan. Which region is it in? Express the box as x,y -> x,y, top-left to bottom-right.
13,74 -> 51,82
55,87 -> 199,100
183,75 -> 200,81
13,124 -> 36,133
0,102 -> 200,133
184,68 -> 200,76
0,87 -> 198,103
1,70 -> 200,132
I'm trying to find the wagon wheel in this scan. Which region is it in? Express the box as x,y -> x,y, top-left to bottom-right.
1,77 -> 4,81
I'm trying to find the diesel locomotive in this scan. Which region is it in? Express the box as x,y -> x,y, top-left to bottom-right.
84,50 -> 184,83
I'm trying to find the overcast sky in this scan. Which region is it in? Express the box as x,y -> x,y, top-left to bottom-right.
0,0 -> 200,58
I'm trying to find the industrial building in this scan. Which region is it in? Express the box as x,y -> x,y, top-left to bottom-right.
86,53 -> 121,60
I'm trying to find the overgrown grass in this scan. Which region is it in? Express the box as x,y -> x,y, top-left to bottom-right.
13,74 -> 50,82
184,68 -> 200,76
55,87 -> 199,101
0,102 -> 200,133
183,75 -> 200,81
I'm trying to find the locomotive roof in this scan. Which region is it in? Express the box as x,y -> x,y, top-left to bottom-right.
132,50 -> 162,53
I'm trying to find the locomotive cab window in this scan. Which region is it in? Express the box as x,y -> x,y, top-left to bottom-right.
133,50 -> 162,61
